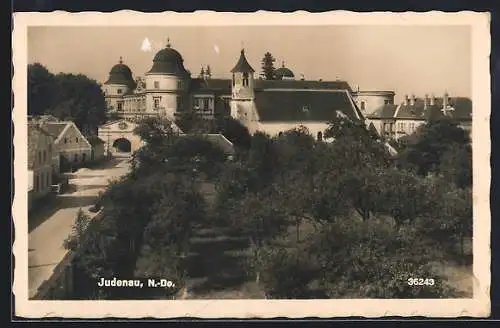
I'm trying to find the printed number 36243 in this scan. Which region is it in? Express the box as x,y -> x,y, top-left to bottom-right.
407,278 -> 435,286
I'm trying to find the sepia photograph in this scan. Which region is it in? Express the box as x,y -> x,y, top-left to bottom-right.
13,11 -> 491,318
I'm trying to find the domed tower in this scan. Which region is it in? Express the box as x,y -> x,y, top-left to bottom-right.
230,48 -> 255,101
103,57 -> 136,112
275,61 -> 295,80
144,38 -> 190,118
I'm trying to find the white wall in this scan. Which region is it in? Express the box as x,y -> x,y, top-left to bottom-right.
353,93 -> 394,116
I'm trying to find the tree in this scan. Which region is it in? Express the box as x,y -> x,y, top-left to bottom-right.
417,186 -> 472,262
50,72 -> 107,135
308,219 -> 461,298
259,246 -> 318,299
260,52 -> 276,80
214,116 -> 252,151
28,63 -> 56,116
439,143 -> 472,189
397,117 -> 470,176
63,208 -> 91,251
28,64 -> 108,135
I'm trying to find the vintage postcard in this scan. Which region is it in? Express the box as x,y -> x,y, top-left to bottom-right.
13,10 -> 491,318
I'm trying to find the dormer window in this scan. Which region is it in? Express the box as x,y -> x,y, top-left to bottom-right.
117,89 -> 122,94
177,80 -> 183,89
360,101 -> 366,110
154,81 -> 159,89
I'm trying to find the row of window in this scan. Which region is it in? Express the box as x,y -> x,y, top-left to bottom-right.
63,137 -> 79,144
34,171 -> 52,192
115,80 -> 184,95
359,99 -> 394,111
277,131 -> 324,141
383,122 -> 417,134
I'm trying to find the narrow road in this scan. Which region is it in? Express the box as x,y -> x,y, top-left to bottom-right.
28,157 -> 131,299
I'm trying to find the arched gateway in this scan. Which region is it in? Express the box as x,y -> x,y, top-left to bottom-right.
98,119 -> 144,156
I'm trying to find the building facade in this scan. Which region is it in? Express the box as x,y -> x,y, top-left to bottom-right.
28,123 -> 55,210
100,41 -> 363,149
365,93 -> 472,140
37,120 -> 93,172
351,90 -> 396,116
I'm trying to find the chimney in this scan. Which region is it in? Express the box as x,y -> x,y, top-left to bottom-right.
300,73 -> 305,81
410,94 -> 416,106
430,93 -> 436,106
424,94 -> 429,109
443,91 -> 449,108
404,94 -> 409,106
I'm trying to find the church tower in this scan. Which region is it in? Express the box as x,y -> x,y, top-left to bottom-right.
230,48 -> 258,129
230,49 -> 255,101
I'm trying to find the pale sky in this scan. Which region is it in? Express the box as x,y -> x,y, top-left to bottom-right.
28,25 -> 471,102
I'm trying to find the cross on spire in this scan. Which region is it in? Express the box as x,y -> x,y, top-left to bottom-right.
119,56 -> 123,64
166,37 -> 171,48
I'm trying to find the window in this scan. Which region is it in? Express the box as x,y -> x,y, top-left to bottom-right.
48,144 -> 52,153
317,131 -> 323,141
43,150 -> 46,163
177,80 -> 183,89
384,99 -> 391,105
74,154 -> 78,163
360,101 -> 366,110
242,73 -> 249,87
153,97 -> 161,110
76,137 -> 79,143
177,96 -> 183,110
117,102 -> 123,111
82,153 -> 86,162
203,98 -> 209,109
232,74 -> 235,86
154,81 -> 159,89
64,137 -> 68,144
38,151 -> 42,164
34,174 -> 39,192
117,89 -> 122,94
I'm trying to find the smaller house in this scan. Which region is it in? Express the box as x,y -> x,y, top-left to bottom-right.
40,121 -> 93,172
28,123 -> 55,211
87,136 -> 106,161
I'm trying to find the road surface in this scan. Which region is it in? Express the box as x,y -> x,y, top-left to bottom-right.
28,157 -> 131,298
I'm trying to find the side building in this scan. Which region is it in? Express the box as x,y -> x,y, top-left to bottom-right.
365,93 -> 472,140
28,123 -> 55,211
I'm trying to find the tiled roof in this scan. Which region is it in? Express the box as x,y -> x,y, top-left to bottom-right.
41,122 -> 69,139
28,123 -> 53,170
366,104 -> 398,119
253,90 -> 360,122
254,79 -> 353,92
190,78 -> 232,94
188,78 -> 353,94
395,97 -> 472,121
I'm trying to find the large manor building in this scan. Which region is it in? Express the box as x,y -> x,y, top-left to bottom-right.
98,40 -> 472,154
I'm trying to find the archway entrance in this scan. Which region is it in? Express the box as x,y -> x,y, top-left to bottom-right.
113,138 -> 132,153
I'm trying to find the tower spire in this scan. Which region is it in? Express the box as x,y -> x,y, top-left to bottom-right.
119,56 -> 123,64
166,37 -> 171,48
282,60 -> 285,68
